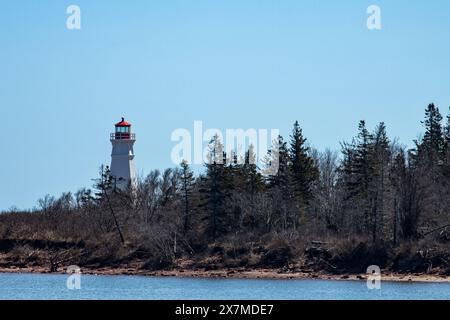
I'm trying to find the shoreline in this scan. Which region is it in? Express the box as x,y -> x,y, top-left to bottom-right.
0,266 -> 449,283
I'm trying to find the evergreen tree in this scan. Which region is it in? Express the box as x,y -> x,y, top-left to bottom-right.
200,135 -> 232,240
368,122 -> 391,242
443,108 -> 450,176
179,160 -> 195,234
242,145 -> 264,194
445,108 -> 450,144
420,103 -> 444,164
265,135 -> 291,190
339,121 -> 374,234
93,165 -> 114,199
93,165 -> 125,244
264,135 -> 296,231
445,109 -> 450,141
355,120 -> 373,197
238,145 -> 264,229
288,121 -> 319,207
410,104 -> 447,234
389,151 -> 405,245
339,141 -> 357,198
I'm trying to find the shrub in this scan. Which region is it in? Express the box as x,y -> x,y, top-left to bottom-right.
329,239 -> 391,273
259,239 -> 292,268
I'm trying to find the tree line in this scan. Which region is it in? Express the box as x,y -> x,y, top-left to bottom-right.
0,103 -> 449,272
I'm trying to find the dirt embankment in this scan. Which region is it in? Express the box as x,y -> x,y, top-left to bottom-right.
0,237 -> 449,283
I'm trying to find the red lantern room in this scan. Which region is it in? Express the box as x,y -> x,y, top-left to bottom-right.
111,117 -> 135,140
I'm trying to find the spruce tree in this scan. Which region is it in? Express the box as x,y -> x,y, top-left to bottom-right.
445,108 -> 450,144
339,120 -> 374,235
355,120 -> 373,195
443,108 -> 450,176
240,145 -> 264,229
243,145 -> 264,193
265,135 -> 290,190
289,121 -> 319,207
179,160 -> 195,234
389,151 -> 406,245
264,135 -> 297,231
368,122 -> 391,242
421,103 -> 444,163
200,134 -> 232,240
93,165 -> 125,244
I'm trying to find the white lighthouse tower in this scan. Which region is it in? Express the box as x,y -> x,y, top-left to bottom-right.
110,117 -> 137,190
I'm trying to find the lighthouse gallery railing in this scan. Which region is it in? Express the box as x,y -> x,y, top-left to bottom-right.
110,133 -> 136,140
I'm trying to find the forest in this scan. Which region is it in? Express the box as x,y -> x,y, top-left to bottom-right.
0,103 -> 449,276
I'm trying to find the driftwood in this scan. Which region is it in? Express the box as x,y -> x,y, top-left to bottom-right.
47,248 -> 84,272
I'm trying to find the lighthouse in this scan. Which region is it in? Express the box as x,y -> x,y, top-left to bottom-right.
110,117 -> 137,190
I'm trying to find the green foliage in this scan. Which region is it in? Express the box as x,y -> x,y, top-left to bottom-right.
289,121 -> 319,206
179,160 -> 195,233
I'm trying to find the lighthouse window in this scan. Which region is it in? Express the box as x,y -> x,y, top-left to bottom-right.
116,126 -> 129,133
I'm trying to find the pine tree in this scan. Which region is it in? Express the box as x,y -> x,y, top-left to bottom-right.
341,121 -> 373,196
339,141 -> 357,198
443,108 -> 450,176
355,120 -> 373,196
93,165 -> 125,244
444,108 -> 450,147
410,104 -> 447,234
420,103 -> 444,164
264,135 -> 296,231
200,134 -> 232,240
390,151 -> 406,245
239,145 -> 264,229
93,165 -> 114,199
339,121 -> 374,235
368,122 -> 391,243
243,145 -> 264,194
445,108 -> 450,144
265,135 -> 291,190
289,121 -> 319,207
179,160 -> 195,234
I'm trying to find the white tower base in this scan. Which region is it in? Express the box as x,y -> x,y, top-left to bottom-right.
110,136 -> 137,191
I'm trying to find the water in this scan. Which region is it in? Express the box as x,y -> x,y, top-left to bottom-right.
0,273 -> 449,300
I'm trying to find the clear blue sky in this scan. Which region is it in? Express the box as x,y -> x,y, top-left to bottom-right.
1,0 -> 450,210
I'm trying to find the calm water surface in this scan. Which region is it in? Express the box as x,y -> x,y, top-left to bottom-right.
0,273 -> 449,300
